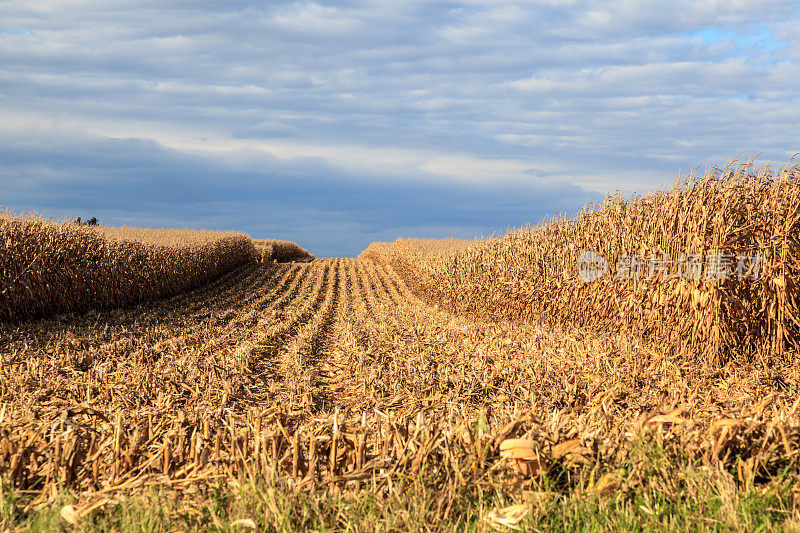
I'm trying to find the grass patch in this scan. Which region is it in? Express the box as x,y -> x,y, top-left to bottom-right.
3,437 -> 799,532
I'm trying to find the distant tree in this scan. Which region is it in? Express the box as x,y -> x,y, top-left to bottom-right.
87,217 -> 98,226
75,217 -> 82,225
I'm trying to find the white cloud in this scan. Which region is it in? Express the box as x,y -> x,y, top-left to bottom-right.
271,3 -> 362,34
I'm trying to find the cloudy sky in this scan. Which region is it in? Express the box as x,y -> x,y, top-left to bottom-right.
1,1 -> 798,256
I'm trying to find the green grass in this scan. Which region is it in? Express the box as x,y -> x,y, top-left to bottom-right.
2,437 -> 799,532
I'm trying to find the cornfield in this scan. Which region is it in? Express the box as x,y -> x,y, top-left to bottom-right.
0,213 -> 257,322
253,239 -> 315,263
1,162 -> 800,529
368,161 -> 800,367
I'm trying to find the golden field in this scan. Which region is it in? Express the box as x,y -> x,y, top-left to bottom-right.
252,238 -> 315,263
367,161 -> 800,367
1,162 -> 799,530
0,214 -> 257,322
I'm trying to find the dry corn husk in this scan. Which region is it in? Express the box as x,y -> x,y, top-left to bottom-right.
551,438 -> 581,458
483,503 -> 529,529
500,439 -> 543,476
499,439 -> 536,452
501,448 -> 538,460
60,505 -> 80,525
591,472 -> 621,496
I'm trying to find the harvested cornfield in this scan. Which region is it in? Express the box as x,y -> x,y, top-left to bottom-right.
367,161 -> 800,367
2,255 -> 800,529
253,238 -> 314,263
2,164 -> 800,529
0,214 -> 257,322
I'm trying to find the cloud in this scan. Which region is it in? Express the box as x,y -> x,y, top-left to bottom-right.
0,0 -> 798,254
0,130 -> 597,256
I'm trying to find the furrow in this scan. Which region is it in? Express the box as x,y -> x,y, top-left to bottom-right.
280,259 -> 343,412
0,263 -> 275,364
243,261 -> 332,386
318,258 -> 386,412
375,262 -> 427,309
92,263 -> 300,370
369,261 -> 404,308
353,258 -> 384,319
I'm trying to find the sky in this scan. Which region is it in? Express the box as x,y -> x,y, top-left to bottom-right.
1,1 -> 799,257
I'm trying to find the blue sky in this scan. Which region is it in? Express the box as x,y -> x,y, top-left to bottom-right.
1,1 -> 799,256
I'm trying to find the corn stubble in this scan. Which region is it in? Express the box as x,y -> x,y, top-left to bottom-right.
0,162 -> 799,528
